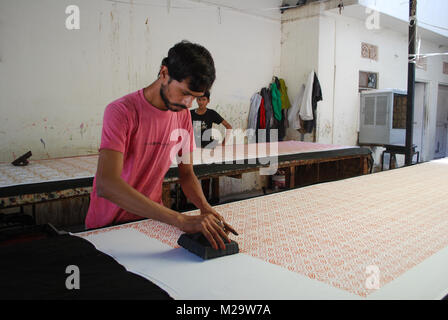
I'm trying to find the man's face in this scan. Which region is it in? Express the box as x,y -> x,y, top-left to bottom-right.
196,96 -> 209,109
160,78 -> 204,113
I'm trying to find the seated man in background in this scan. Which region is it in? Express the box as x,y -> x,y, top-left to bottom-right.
191,91 -> 232,149
190,91 -> 232,202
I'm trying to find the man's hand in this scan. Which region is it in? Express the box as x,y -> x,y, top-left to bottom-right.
178,213 -> 231,251
177,159 -> 238,248
200,206 -> 238,237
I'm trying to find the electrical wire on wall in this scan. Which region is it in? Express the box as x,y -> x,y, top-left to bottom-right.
408,24 -> 448,64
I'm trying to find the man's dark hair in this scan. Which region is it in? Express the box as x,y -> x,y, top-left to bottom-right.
161,40 -> 216,93
202,90 -> 210,100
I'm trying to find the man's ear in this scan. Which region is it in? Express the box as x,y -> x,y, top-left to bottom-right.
159,65 -> 169,82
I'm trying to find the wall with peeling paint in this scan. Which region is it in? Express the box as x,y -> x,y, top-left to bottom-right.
0,0 -> 281,197
280,15 -> 320,143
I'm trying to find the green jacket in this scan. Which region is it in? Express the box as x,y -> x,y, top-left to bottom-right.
270,82 -> 282,121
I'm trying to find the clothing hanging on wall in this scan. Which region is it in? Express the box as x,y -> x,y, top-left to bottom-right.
248,77 -> 292,143
255,96 -> 265,143
259,97 -> 266,129
288,84 -> 306,130
278,78 -> 291,141
248,92 -> 262,131
279,79 -> 291,111
269,89 -> 279,131
275,77 -> 281,91
260,87 -> 273,143
287,71 -> 323,134
303,72 -> 323,133
299,71 -> 315,122
279,109 -> 288,141
270,80 -> 282,122
268,78 -> 281,142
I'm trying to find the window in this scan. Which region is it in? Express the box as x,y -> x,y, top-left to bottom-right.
359,71 -> 378,91
361,42 -> 378,61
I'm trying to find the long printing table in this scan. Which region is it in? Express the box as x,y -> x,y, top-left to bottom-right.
1,158 -> 446,300
0,155 -> 97,216
0,141 -> 371,211
164,141 -> 371,207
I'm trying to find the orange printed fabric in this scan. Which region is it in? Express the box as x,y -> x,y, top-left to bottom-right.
81,158 -> 448,298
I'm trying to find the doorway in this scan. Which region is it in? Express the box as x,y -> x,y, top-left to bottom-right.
435,84 -> 448,159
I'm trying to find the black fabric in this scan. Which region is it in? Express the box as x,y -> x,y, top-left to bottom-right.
260,88 -> 273,143
191,109 -> 224,148
256,99 -> 261,143
0,234 -> 172,300
303,72 -> 323,134
274,77 -> 281,90
279,109 -> 287,141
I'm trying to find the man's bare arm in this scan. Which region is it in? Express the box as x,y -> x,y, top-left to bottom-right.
177,155 -> 210,212
95,149 -> 229,249
221,120 -> 232,145
95,149 -> 182,226
178,156 -> 238,237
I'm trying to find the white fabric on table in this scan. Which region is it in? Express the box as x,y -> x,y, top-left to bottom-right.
75,158 -> 448,300
75,227 -> 358,300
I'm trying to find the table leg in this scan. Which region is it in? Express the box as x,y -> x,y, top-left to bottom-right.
390,154 -> 397,169
289,166 -> 295,189
32,204 -> 36,222
362,157 -> 369,175
211,178 -> 220,204
162,183 -> 171,208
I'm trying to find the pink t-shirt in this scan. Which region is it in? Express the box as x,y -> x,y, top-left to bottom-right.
85,89 -> 195,229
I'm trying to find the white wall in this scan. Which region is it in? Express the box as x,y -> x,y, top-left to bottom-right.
0,0 -> 280,162
0,0 -> 281,197
360,0 -> 448,39
327,11 -> 448,162
280,14 -> 320,142
330,11 -> 409,146
316,15 -> 336,144
280,5 -> 448,168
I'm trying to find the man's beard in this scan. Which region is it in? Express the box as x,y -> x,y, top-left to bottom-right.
160,85 -> 187,112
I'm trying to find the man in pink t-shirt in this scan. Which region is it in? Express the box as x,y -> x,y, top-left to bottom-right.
86,41 -> 237,250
